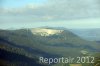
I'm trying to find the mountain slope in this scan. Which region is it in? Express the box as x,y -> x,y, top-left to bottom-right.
0,28 -> 100,66
0,48 -> 46,66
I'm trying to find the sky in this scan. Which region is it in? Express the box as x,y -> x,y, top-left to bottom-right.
0,0 -> 100,29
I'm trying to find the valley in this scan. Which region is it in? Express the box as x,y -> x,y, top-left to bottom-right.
0,27 -> 100,66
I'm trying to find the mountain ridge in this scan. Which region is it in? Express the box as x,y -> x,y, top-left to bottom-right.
0,27 -> 100,66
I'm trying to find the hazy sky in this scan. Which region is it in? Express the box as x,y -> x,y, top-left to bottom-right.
0,0 -> 100,29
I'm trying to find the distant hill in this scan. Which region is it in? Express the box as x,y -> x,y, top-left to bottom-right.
0,27 -> 100,66
69,28 -> 100,41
